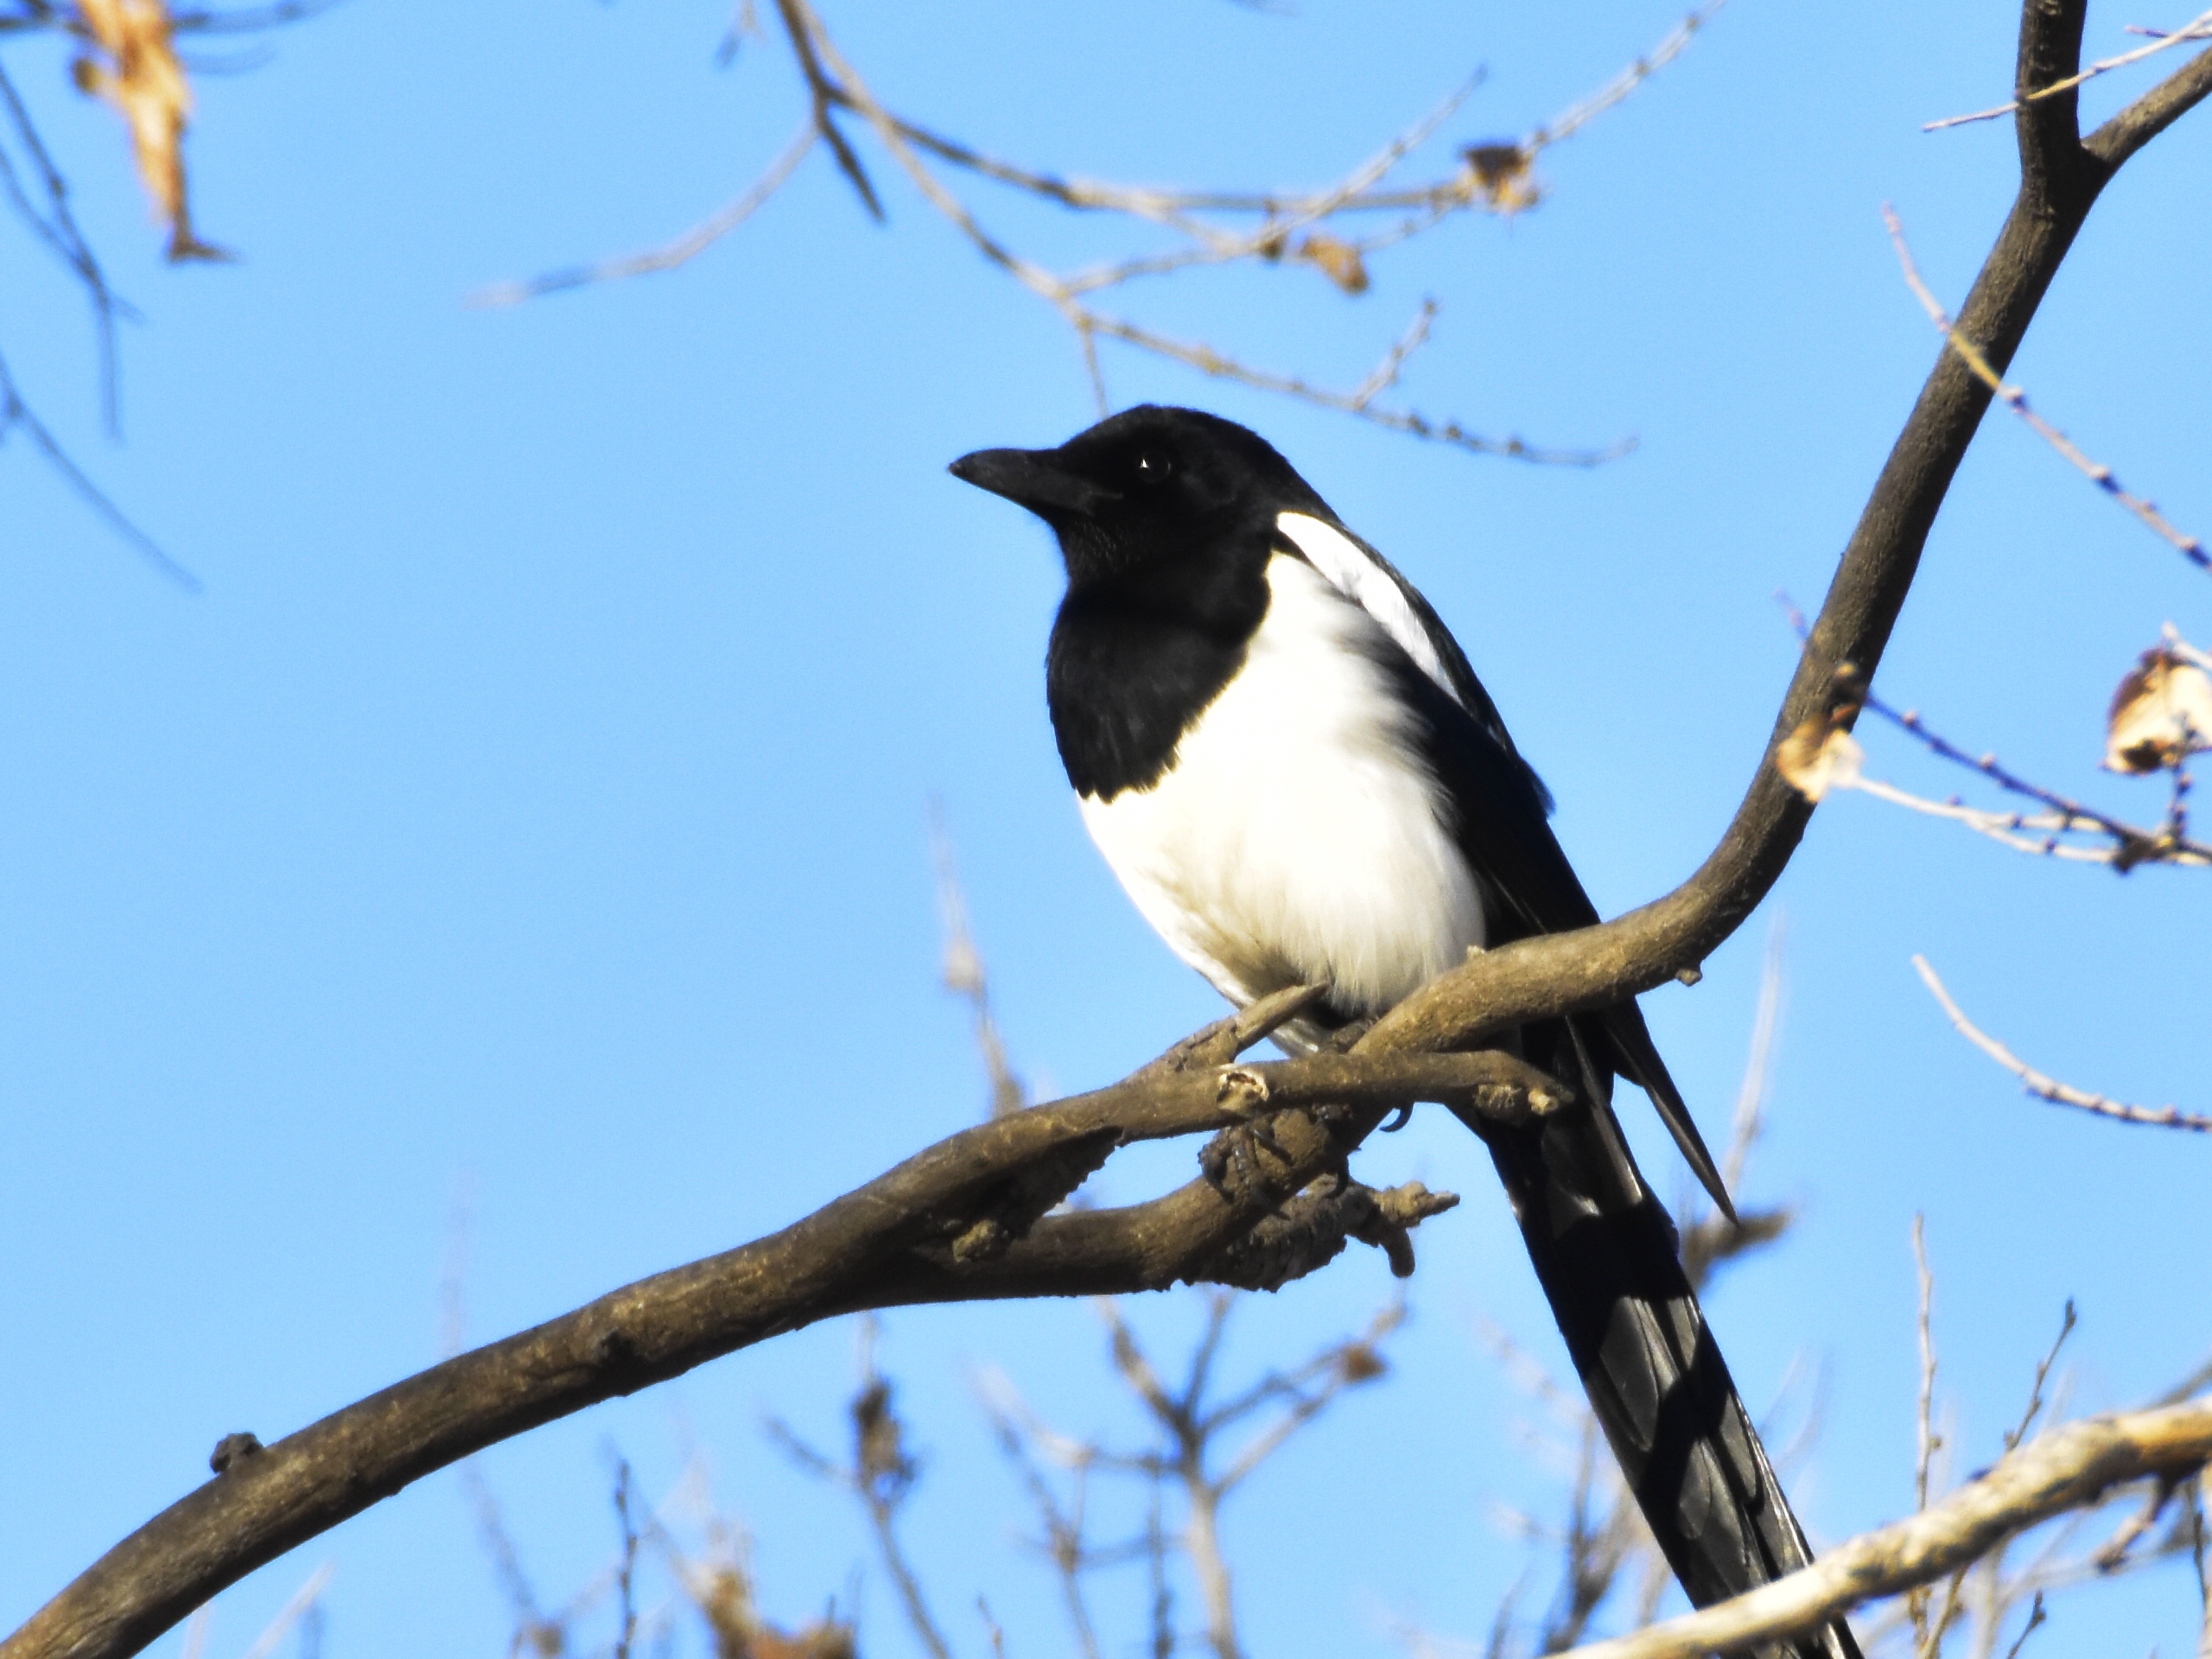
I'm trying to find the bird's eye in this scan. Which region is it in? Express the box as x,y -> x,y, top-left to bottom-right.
1133,452 -> 1173,484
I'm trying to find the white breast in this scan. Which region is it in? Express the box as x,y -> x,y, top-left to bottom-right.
1078,553 -> 1486,1019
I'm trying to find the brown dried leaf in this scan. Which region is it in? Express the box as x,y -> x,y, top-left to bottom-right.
1296,232 -> 1370,295
72,0 -> 226,261
2104,645 -> 2212,773
1461,142 -> 1541,213
1336,1342 -> 1388,1384
851,1376 -> 914,1494
690,1558 -> 856,1659
1776,718 -> 1863,803
748,1624 -> 858,1659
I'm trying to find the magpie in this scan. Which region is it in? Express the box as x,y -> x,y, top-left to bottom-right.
951,405 -> 1858,1657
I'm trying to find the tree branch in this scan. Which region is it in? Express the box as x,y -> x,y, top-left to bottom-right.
1546,1400 -> 2212,1659
0,1004 -> 1531,1659
1360,0 -> 2212,1060
1911,956 -> 2212,1131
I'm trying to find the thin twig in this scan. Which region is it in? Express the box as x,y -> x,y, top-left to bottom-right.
772,1342 -> 956,1659
1912,956 -> 2212,1132
976,1384 -> 1102,1659
1776,594 -> 2212,868
612,1463 -> 639,1659
1534,2 -> 1727,149
1885,203 -> 2209,574
1996,1591 -> 2046,1659
1910,1215 -> 1941,1653
1725,913 -> 1787,1196
468,124 -> 817,307
0,349 -> 202,593
2192,1471 -> 2210,1659
0,56 -> 128,429
1926,9 -> 2212,129
2005,1303 -> 2078,1454
1859,694 -> 2211,867
771,0 -> 879,219
1079,308 -> 1634,465
235,1564 -> 334,1659
1844,774 -> 2207,866
929,801 -> 1027,1121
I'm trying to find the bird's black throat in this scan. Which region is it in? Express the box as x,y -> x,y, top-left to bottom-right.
1045,525 -> 1274,800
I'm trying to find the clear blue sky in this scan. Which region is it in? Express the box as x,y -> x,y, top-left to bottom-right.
3,3 -> 2207,1656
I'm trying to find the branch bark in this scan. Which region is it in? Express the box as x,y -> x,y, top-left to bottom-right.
8,8 -> 2210,1659
1547,1399 -> 2212,1659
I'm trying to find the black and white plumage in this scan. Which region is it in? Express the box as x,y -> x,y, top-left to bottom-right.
952,405 -> 1858,1658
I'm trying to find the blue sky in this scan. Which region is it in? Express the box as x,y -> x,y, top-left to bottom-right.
3,3 -> 2208,1656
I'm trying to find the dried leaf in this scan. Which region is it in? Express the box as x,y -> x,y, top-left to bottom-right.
2104,645 -> 2212,773
72,0 -> 227,261
690,1559 -> 855,1659
1336,1342 -> 1388,1384
1776,719 -> 1864,803
1295,232 -> 1369,295
1461,142 -> 1541,213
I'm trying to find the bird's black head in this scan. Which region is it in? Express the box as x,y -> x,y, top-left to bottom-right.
950,405 -> 1328,590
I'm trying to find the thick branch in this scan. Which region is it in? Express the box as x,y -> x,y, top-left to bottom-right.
0,1004 -> 1541,1659
1548,1399 -> 2212,1659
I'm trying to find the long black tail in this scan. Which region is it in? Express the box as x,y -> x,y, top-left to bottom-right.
1460,1019 -> 1861,1659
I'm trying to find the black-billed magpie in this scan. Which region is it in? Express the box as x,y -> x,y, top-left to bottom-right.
952,405 -> 1858,1657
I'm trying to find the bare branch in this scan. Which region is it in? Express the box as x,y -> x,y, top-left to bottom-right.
769,0 -> 878,219
0,350 -> 202,592
1909,1216 -> 1941,1652
976,1393 -> 1103,1659
2005,1303 -> 2078,1456
235,1563 -> 334,1659
0,55 -> 130,429
467,123 -> 817,307
1911,956 -> 2212,1131
1078,306 -> 1636,467
1884,203 -> 2207,575
928,802 -> 1028,1122
2193,1471 -> 2210,1659
1546,1400 -> 2212,1659
2082,24 -> 2212,164
1534,2 -> 1727,150
1925,7 -> 2212,129
1775,596 -> 2212,868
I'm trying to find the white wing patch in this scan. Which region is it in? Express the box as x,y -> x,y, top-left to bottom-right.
1275,511 -> 1464,710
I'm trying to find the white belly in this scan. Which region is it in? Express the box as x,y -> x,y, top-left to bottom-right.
1078,554 -> 1486,1018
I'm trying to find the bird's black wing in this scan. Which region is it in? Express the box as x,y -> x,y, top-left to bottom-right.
1369,639 -> 1731,1211
1290,516 -> 1554,813
1281,510 -> 1728,1201
1385,658 -> 1861,1659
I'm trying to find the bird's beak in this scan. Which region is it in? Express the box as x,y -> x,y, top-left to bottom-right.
949,447 -> 1119,520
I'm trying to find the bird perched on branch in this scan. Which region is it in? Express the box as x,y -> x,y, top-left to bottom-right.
951,404 -> 1857,1658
